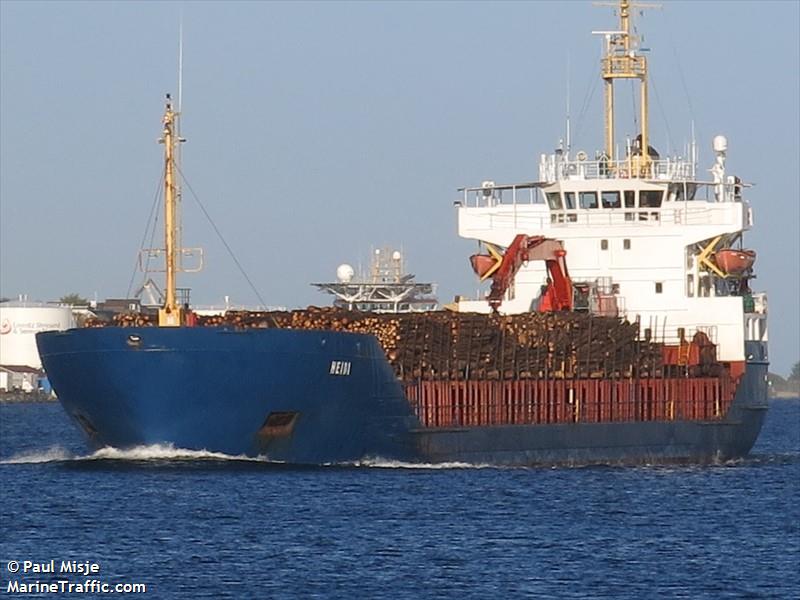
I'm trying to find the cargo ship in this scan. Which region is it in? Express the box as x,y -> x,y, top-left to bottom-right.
37,1 -> 768,466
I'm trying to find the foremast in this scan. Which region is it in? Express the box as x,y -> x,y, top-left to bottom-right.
158,94 -> 184,326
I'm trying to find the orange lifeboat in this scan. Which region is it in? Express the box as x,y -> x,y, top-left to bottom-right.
714,248 -> 756,275
470,254 -> 499,279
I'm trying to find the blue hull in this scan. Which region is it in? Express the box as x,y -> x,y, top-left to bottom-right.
36,328 -> 768,466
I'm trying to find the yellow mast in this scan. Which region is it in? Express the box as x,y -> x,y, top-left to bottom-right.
597,0 -> 658,175
158,94 -> 183,326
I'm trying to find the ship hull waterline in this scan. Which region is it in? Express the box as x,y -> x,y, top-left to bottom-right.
36,327 -> 768,466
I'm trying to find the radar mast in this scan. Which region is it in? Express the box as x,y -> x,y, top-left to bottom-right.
594,0 -> 660,175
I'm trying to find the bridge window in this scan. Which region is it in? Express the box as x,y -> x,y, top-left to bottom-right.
546,192 -> 562,210
564,191 -> 576,209
601,239 -> 609,250
624,191 -> 636,207
623,239 -> 631,250
640,190 -> 664,208
669,182 -> 699,202
601,191 -> 621,208
579,191 -> 598,209
655,282 -> 663,294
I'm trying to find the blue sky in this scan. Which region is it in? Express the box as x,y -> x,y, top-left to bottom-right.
1,1 -> 798,375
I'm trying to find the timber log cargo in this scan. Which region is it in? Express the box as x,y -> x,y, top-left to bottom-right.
80,308 -> 739,430
84,308 -> 720,382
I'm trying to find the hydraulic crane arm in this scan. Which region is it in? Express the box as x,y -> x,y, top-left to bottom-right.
469,235 -> 573,312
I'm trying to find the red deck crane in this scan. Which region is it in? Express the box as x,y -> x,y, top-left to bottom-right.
470,235 -> 573,313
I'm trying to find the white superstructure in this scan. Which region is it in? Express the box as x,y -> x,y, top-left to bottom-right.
454,0 -> 767,365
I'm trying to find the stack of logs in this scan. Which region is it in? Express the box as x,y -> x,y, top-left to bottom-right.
84,313 -> 156,328
85,307 -> 665,381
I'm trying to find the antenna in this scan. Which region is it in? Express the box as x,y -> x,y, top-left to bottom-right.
565,52 -> 571,154
178,13 -> 184,113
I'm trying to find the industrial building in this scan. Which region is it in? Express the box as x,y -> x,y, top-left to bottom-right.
0,300 -> 74,370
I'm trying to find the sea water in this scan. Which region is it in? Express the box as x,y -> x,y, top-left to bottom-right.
1,400 -> 798,599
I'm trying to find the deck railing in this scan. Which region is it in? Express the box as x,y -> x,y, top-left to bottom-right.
539,155 -> 696,182
459,206 -> 742,230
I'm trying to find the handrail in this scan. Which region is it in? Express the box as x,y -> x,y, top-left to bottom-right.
539,156 -> 697,182
460,205 -> 742,229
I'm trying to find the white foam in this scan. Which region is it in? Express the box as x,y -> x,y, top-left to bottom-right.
1,443 -> 271,465
3,446 -> 515,469
88,443 -> 268,462
1,446 -> 73,464
352,457 -> 496,470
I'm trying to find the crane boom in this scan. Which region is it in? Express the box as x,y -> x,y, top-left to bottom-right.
470,235 -> 573,312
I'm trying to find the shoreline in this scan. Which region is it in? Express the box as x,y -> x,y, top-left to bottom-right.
0,392 -> 57,404
769,391 -> 800,400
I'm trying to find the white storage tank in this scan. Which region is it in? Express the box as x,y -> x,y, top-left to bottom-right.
0,301 -> 75,369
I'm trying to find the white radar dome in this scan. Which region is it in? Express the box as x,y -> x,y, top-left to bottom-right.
392,251 -> 402,261
336,264 -> 355,283
713,135 -> 728,153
